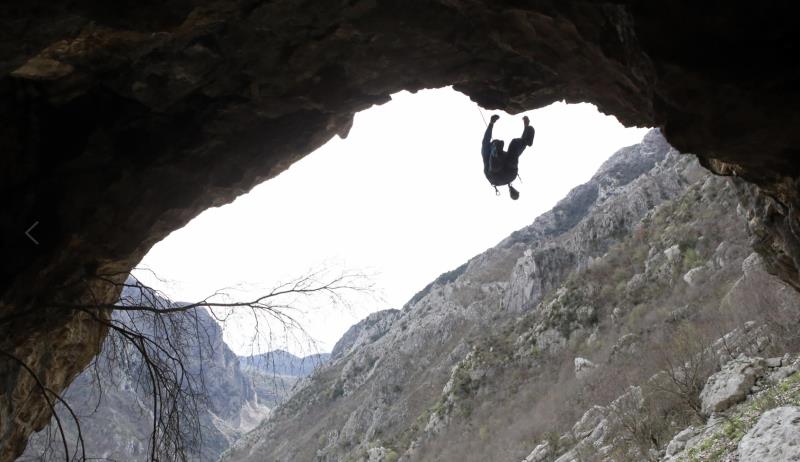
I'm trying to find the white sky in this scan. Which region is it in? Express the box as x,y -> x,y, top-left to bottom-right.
134,87 -> 648,356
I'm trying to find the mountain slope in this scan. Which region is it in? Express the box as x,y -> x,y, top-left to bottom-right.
224,130 -> 744,461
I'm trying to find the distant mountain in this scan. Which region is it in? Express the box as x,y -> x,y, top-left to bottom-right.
240,350 -> 331,378
238,350 -> 331,410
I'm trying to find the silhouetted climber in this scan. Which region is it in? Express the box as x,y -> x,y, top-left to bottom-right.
481,114 -> 535,200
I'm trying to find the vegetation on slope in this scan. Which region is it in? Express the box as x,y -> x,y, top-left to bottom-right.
412,176 -> 799,461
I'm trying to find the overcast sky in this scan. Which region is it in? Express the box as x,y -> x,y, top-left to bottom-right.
134,87 -> 648,356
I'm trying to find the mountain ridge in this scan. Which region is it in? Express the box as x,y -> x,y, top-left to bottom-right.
223,129 -> 729,461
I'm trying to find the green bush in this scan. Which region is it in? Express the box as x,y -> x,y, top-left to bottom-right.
385,449 -> 400,462
681,247 -> 704,272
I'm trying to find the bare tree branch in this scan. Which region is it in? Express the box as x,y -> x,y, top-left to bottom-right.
20,267 -> 372,461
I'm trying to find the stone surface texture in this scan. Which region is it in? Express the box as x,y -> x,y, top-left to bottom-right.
664,426 -> 699,458
574,357 -> 597,379
3,2 -> 800,459
700,357 -> 766,416
737,406 -> 800,462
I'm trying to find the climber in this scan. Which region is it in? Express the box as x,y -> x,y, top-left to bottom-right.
480,114 -> 535,200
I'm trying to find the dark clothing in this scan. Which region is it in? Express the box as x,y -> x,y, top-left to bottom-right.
481,122 -> 535,186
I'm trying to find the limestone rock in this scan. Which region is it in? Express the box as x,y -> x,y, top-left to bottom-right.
367,446 -> 397,462
770,359 -> 800,382
700,357 -> 766,415
711,242 -> 731,269
742,252 -> 767,277
626,272 -> 647,293
574,357 -> 598,379
331,309 -> 400,361
522,442 -> 551,462
664,426 -> 699,457
610,333 -> 641,362
683,265 -> 709,286
611,307 -> 625,324
737,406 -> 800,462
572,405 -> 606,439
538,329 -> 568,355
765,357 -> 783,368
663,245 -> 682,263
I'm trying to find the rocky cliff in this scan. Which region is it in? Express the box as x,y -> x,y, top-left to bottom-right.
241,350 -> 330,378
240,350 -> 331,408
3,3 -> 800,459
220,130 -> 791,461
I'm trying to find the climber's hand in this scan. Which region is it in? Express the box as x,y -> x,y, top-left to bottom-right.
523,115 -> 530,126
490,114 -> 500,123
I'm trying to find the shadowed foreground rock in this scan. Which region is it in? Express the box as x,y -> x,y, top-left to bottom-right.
2,2 -> 800,459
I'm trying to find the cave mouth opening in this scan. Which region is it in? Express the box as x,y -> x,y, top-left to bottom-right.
131,86 -> 650,356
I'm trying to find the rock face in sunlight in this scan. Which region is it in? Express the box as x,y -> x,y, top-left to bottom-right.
223,130 -> 800,461
2,3 -> 800,458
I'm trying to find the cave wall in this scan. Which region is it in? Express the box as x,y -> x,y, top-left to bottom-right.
2,1 -> 799,459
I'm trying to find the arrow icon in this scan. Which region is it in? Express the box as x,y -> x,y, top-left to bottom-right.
25,221 -> 39,245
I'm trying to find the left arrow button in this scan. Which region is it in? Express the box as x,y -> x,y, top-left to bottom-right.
25,221 -> 39,245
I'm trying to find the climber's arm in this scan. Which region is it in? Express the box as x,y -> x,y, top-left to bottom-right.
481,115 -> 500,156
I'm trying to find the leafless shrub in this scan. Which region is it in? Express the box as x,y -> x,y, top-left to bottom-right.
721,268 -> 800,355
650,322 -> 719,418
